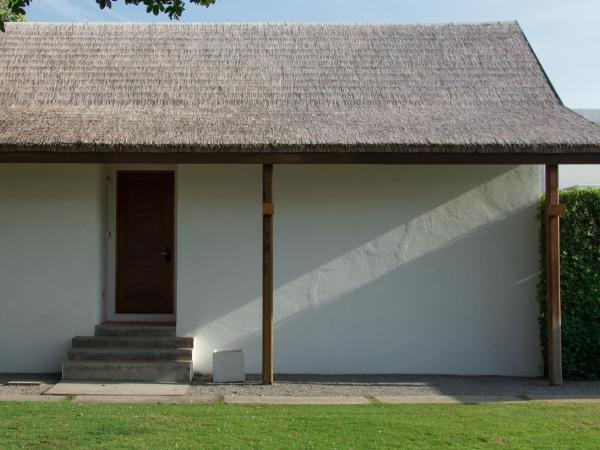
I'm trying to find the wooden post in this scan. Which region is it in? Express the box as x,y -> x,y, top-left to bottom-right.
262,164 -> 274,385
546,164 -> 564,385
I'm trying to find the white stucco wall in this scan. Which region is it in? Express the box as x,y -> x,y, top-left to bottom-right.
0,164 -> 106,373
177,165 -> 263,373
178,164 -> 543,376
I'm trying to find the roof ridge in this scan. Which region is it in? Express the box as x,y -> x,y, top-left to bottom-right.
13,21 -> 519,28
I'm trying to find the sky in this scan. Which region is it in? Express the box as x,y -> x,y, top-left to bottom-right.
24,0 -> 600,109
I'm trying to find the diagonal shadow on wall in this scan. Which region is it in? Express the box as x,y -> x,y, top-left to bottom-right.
177,165 -> 541,376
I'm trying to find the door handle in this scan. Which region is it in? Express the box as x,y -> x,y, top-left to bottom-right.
161,247 -> 172,263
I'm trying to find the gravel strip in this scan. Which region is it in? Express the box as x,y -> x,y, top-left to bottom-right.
4,373 -> 600,399
190,374 -> 600,397
0,374 -> 59,396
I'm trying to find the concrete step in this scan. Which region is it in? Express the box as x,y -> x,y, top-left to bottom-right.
72,336 -> 194,349
68,347 -> 192,361
62,360 -> 192,383
95,322 -> 176,337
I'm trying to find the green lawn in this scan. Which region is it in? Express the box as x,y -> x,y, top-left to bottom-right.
1,401 -> 600,449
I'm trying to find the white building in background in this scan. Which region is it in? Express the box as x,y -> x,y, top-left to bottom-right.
562,110 -> 600,188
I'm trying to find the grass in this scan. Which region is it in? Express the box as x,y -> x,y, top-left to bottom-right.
1,401 -> 600,449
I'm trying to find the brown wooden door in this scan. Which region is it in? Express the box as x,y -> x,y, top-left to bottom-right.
116,171 -> 175,314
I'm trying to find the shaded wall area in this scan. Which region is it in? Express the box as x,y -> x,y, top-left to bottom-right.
177,165 -> 542,376
0,164 -> 106,372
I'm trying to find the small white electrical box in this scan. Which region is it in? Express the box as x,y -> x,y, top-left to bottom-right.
213,348 -> 245,383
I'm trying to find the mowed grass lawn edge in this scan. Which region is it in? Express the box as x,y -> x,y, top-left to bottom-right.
1,401 -> 600,449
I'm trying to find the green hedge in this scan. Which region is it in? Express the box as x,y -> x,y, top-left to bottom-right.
539,188 -> 600,379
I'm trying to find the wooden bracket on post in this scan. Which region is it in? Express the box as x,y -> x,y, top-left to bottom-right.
263,202 -> 274,216
547,204 -> 566,217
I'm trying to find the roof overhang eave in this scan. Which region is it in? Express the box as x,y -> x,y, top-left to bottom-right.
1,143 -> 600,164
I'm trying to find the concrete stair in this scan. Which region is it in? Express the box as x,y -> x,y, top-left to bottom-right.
94,322 -> 177,337
72,336 -> 193,349
62,322 -> 193,383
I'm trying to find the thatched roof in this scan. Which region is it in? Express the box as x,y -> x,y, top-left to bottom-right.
1,22 -> 600,157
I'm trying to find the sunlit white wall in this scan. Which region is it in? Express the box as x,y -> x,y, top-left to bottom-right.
178,165 -> 543,376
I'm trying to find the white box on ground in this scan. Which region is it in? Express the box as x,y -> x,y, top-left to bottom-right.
213,349 -> 245,383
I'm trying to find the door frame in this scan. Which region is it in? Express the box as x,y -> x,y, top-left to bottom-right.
106,164 -> 177,321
